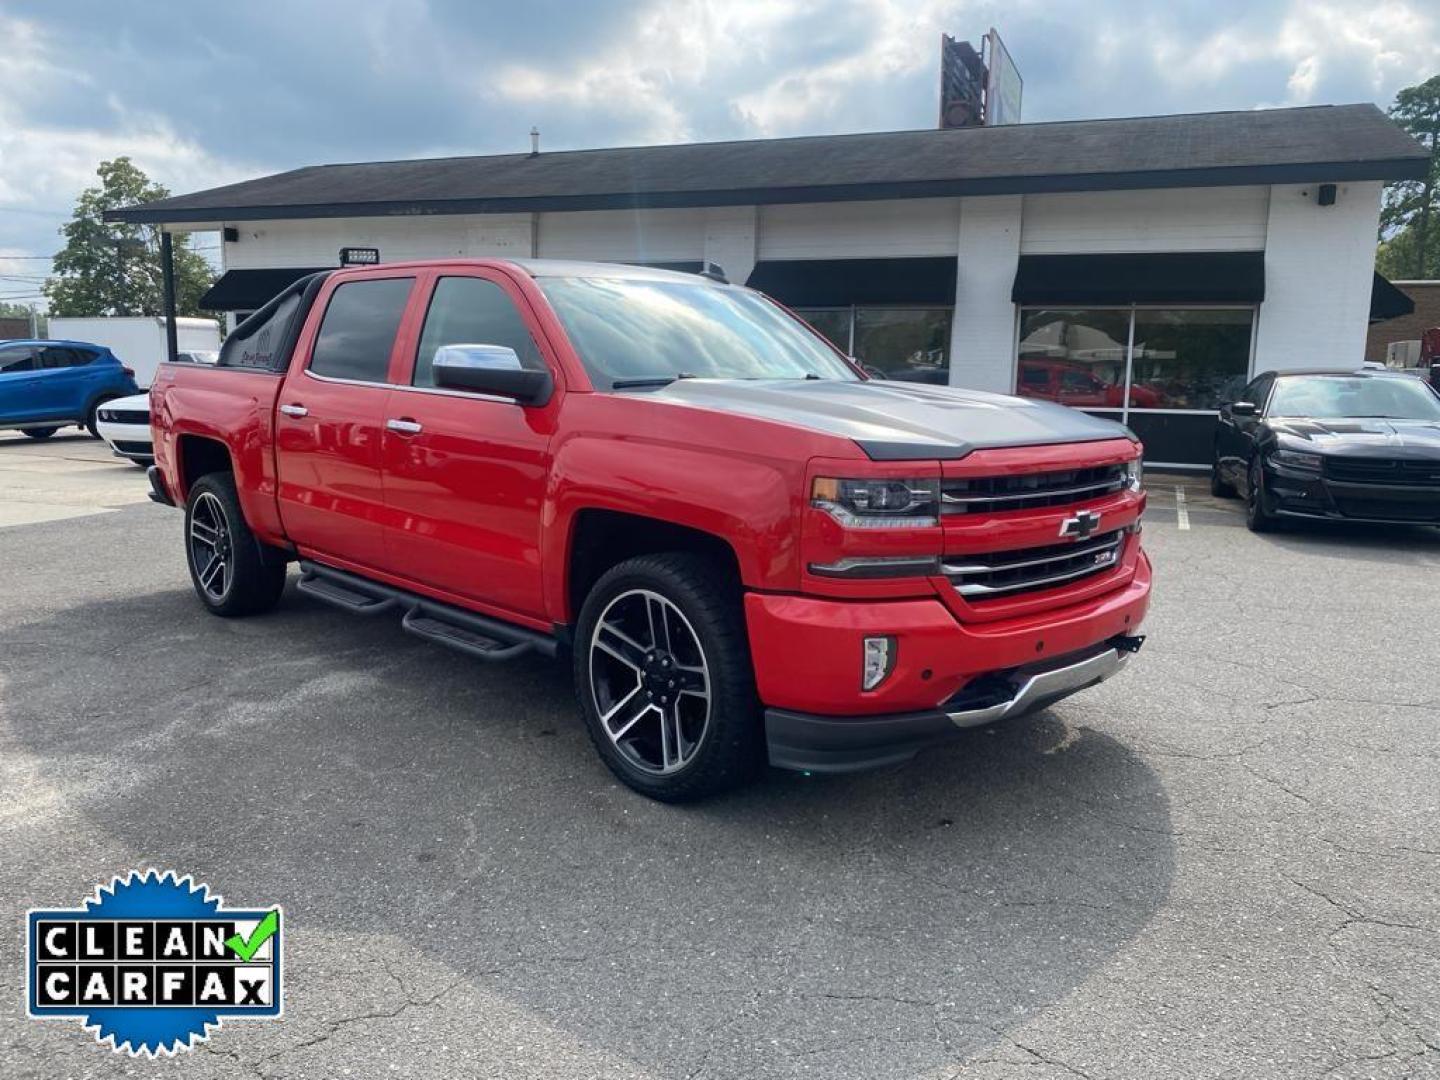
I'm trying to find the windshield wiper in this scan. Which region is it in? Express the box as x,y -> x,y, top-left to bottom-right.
612,373 -> 697,390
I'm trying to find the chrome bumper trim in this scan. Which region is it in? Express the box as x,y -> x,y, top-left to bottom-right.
946,647 -> 1128,729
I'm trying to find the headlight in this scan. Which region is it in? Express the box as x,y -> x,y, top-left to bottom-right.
1269,449 -> 1323,472
1123,457 -> 1143,492
811,476 -> 940,528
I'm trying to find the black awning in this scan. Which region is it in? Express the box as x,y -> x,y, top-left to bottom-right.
1011,252 -> 1266,305
746,257 -> 957,307
200,267 -> 331,311
1369,272 -> 1414,322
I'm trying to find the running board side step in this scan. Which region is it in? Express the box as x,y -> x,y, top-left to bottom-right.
296,560 -> 557,661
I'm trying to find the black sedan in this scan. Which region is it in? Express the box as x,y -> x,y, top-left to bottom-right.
1212,368 -> 1440,532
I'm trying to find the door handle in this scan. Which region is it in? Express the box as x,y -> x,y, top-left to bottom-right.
278,403 -> 308,417
386,418 -> 423,435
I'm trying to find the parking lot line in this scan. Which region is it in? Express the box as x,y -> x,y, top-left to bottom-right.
1174,485 -> 1190,530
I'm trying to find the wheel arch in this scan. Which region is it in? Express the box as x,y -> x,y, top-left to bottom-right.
564,509 -> 743,626
175,433 -> 235,502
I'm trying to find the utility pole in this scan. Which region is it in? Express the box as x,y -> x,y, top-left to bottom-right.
27,303 -> 37,338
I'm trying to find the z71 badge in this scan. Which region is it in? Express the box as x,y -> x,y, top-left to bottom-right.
26,870 -> 282,1056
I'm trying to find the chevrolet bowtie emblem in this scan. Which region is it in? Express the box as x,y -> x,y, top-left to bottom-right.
1059,509 -> 1102,540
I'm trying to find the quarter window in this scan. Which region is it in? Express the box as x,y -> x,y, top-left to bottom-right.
309,277 -> 414,383
413,277 -> 545,388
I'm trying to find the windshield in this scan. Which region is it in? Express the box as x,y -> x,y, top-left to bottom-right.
538,276 -> 859,389
1268,375 -> 1440,421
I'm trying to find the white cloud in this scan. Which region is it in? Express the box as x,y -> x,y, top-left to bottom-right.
0,10 -> 255,284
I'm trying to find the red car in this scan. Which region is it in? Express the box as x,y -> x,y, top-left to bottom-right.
1017,359 -> 1163,408
148,260 -> 1150,800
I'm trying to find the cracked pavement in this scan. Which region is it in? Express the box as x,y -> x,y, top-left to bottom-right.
1,434 -> 1437,1078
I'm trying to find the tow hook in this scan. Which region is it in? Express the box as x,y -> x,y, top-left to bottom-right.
1111,634 -> 1146,654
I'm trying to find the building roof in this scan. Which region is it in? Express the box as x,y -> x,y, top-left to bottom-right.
108,103 -> 1429,226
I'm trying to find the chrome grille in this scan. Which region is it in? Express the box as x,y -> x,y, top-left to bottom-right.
1323,457 -> 1440,487
942,464 -> 1127,514
944,530 -> 1124,599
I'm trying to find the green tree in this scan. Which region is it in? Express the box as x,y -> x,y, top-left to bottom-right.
0,301 -> 36,319
1377,74 -> 1440,280
43,158 -> 216,318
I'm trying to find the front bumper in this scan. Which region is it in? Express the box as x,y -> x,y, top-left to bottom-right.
1264,462 -> 1440,524
746,550 -> 1151,772
95,420 -> 153,461
767,637 -> 1141,773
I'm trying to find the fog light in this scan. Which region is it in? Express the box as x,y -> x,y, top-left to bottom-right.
862,636 -> 896,691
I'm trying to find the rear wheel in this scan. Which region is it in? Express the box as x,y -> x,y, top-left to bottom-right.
574,552 -> 763,801
184,472 -> 287,616
85,398 -> 117,438
22,427 -> 58,441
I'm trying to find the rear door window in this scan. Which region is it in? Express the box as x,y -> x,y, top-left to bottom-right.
309,277 -> 414,383
39,347 -> 83,368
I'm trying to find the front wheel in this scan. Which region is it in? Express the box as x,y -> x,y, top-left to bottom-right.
1246,461 -> 1278,533
1210,458 -> 1236,498
574,552 -> 763,801
22,427 -> 58,441
184,472 -> 287,616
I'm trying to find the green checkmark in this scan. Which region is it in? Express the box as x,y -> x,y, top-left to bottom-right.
225,909 -> 278,962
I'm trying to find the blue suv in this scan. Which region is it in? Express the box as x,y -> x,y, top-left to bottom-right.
0,339 -> 140,440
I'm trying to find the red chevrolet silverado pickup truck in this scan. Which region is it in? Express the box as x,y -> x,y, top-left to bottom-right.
148,259 -> 1150,800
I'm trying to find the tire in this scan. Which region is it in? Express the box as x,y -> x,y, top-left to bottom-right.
85,397 -> 117,439
183,472 -> 288,616
1245,461 -> 1277,533
573,552 -> 763,801
1210,458 -> 1236,498
22,427 -> 59,441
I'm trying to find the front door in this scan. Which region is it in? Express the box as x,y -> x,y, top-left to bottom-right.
0,346 -> 45,423
273,273 -> 417,572
378,270 -> 562,623
1217,373 -> 1271,486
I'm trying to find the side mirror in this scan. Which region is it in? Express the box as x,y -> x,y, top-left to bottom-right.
432,343 -> 553,405
1229,401 -> 1257,417
855,359 -> 887,380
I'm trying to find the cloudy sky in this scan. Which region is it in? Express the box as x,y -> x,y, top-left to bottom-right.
2,0 -> 1438,304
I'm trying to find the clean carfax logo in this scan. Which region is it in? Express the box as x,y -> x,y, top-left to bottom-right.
26,870 -> 283,1056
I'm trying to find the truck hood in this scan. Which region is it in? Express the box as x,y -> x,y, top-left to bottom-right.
648,378 -> 1134,460
1272,416 -> 1440,458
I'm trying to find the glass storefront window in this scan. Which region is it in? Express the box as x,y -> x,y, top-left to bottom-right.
1017,309 -> 1130,409
1130,308 -> 1253,410
793,308 -> 851,354
854,308 -> 951,383
790,307 -> 953,384
1017,306 -> 1255,415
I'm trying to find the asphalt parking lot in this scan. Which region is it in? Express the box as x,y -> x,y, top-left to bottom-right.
2,431 -> 1438,1079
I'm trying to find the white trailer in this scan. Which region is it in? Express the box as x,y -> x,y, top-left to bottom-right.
47,316 -> 221,388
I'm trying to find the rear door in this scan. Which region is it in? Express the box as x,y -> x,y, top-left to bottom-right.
273,273 -> 417,572
36,346 -> 99,418
377,269 -> 562,621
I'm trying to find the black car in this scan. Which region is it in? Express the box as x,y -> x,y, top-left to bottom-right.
1212,368 -> 1440,532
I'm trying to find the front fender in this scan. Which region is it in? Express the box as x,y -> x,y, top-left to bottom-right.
543,433 -> 806,623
